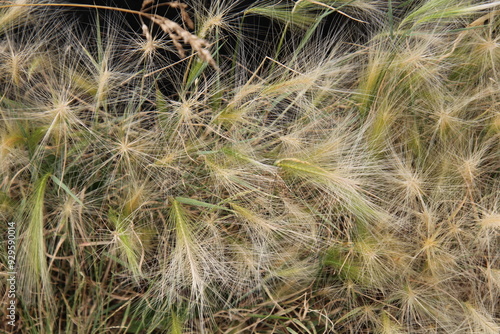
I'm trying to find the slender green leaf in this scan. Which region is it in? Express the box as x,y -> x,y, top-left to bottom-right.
50,175 -> 84,206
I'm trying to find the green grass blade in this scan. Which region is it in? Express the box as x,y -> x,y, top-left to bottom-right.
50,175 -> 83,206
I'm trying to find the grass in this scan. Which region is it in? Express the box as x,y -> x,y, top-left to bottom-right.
0,0 -> 499,333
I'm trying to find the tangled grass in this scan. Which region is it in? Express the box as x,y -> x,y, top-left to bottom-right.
0,0 -> 499,333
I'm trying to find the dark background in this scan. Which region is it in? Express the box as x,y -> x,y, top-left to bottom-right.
63,0 -> 371,43
58,0 -> 372,97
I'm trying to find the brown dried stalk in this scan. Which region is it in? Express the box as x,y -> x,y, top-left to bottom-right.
140,0 -> 218,69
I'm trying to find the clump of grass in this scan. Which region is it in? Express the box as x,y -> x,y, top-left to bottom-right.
0,0 -> 499,333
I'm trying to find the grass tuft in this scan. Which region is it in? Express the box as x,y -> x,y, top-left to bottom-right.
0,0 -> 498,332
